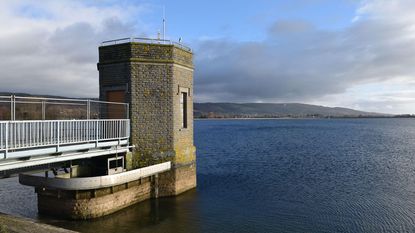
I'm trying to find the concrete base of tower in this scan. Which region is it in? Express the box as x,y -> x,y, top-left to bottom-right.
158,162 -> 197,197
19,160 -> 196,220
36,177 -> 154,220
19,162 -> 171,220
34,164 -> 197,220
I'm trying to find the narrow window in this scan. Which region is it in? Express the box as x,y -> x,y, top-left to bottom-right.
180,92 -> 188,128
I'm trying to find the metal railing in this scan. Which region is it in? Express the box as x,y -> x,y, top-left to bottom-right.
0,95 -> 129,121
0,119 -> 129,159
100,37 -> 192,52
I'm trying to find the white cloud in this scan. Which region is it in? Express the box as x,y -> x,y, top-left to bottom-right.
194,0 -> 415,114
1,0 -> 415,114
0,0 -> 147,97
309,78 -> 415,114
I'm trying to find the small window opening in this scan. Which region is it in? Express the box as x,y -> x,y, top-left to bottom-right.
181,92 -> 188,128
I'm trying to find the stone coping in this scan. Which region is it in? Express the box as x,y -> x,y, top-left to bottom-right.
100,38 -> 192,53
19,161 -> 171,190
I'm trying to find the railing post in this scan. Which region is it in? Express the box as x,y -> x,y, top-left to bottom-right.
87,99 -> 90,120
42,101 -> 46,120
127,120 -> 130,138
13,95 -> 15,121
56,122 -> 60,152
4,123 -> 8,159
50,121 -> 53,145
87,120 -> 90,142
13,122 -> 16,150
10,95 -> 15,121
95,120 -> 99,148
118,120 -> 121,145
9,95 -> 12,121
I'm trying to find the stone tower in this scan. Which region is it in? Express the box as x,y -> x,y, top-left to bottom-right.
98,39 -> 196,196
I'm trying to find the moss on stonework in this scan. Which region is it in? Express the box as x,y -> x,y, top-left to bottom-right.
125,152 -> 133,170
132,150 -> 175,169
131,146 -> 196,169
0,222 -> 7,233
173,146 -> 196,164
98,58 -> 194,69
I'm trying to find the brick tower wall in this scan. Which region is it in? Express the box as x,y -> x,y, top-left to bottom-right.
98,42 -> 196,196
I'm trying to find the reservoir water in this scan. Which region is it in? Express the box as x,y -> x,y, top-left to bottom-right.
1,119 -> 415,232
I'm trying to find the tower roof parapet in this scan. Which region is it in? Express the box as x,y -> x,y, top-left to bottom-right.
100,37 -> 192,53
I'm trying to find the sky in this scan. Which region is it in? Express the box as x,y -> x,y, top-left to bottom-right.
0,0 -> 414,114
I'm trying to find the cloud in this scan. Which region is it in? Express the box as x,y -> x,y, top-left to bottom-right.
1,0 -> 414,113
194,0 -> 415,113
0,0 -> 146,97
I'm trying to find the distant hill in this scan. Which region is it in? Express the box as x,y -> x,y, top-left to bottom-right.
0,92 -> 393,118
194,103 -> 390,118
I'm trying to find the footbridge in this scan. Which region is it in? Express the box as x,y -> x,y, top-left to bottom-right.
0,38 -> 196,219
0,95 -> 130,175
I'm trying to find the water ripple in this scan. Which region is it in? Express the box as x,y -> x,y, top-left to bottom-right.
0,119 -> 415,232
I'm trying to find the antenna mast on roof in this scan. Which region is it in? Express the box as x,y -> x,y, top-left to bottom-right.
162,6 -> 166,41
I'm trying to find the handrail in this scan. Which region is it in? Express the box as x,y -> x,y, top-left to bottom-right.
0,119 -> 130,159
0,95 -> 130,120
14,95 -> 127,105
100,37 -> 192,52
20,161 -> 171,190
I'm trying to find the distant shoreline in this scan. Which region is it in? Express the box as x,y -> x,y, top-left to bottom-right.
195,117 -> 303,120
195,116 -> 414,120
194,103 -> 415,119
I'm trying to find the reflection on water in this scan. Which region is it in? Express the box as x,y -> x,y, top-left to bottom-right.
0,176 -> 201,233
42,190 -> 201,233
1,119 -> 415,232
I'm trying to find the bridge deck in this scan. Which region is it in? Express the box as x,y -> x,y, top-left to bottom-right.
0,119 -> 130,172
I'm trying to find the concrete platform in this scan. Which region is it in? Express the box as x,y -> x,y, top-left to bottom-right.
18,162 -> 173,219
19,162 -> 171,190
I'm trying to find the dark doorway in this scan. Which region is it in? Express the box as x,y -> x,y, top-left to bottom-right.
106,90 -> 126,119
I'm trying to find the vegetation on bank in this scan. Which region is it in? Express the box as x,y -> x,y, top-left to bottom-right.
194,103 -> 401,119
0,221 -> 7,233
1,92 -> 413,119
195,113 -> 415,119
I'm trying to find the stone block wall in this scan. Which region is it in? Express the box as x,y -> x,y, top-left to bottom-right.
172,48 -> 193,67
129,63 -> 174,167
98,41 -> 196,197
172,65 -> 195,165
99,43 -> 132,62
37,177 -> 153,219
158,163 -> 196,197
